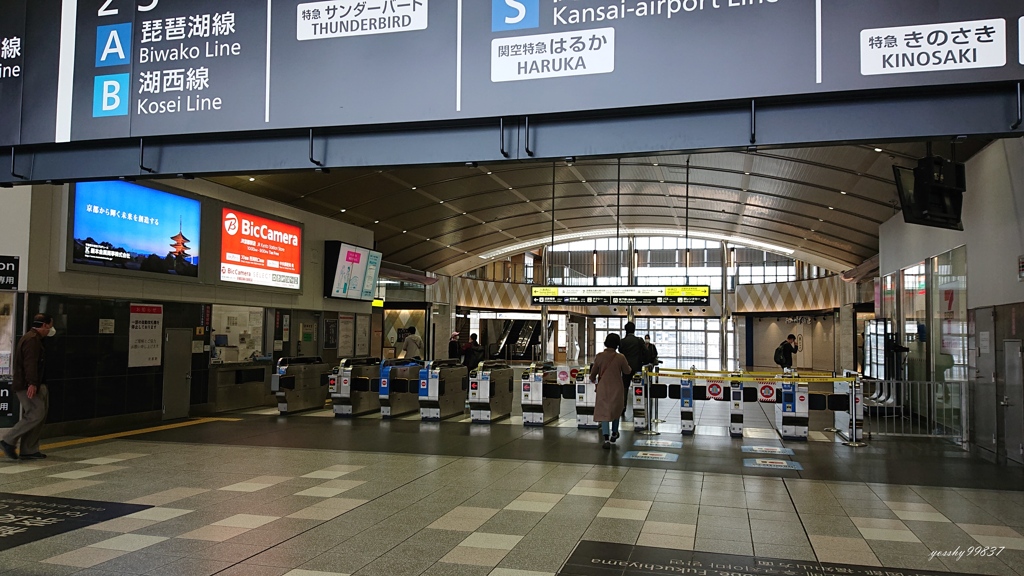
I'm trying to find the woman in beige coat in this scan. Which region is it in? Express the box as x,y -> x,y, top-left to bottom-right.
590,333 -> 632,449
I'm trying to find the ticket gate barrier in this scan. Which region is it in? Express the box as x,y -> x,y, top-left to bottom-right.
574,370 -> 598,429
631,373 -> 649,432
469,361 -> 515,423
776,379 -> 809,440
329,357 -> 381,417
521,363 -> 564,426
664,369 -> 857,440
379,359 -> 425,418
419,360 -> 469,421
271,356 -> 332,415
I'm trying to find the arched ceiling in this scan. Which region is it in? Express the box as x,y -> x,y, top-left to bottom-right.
207,140 -> 985,277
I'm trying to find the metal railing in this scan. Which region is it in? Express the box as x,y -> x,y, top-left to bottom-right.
861,379 -> 967,443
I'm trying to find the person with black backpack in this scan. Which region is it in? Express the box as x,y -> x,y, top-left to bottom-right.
774,334 -> 799,370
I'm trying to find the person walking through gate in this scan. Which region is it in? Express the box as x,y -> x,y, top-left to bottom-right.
590,333 -> 632,449
619,322 -> 647,420
463,333 -> 485,370
1,314 -> 55,461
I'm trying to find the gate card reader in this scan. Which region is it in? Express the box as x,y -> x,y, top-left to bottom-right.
329,357 -> 381,417
776,375 -> 809,440
379,358 -> 425,418
469,360 -> 514,423
271,356 -> 331,415
631,372 -> 648,431
419,359 -> 469,421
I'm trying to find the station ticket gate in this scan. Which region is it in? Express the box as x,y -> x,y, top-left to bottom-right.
419,359 -> 469,421
574,369 -> 597,429
329,357 -> 381,417
521,363 -> 563,426
469,361 -> 514,423
271,356 -> 332,415
379,359 -> 425,418
775,378 -> 810,440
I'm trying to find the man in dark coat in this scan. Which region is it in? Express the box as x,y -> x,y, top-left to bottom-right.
619,322 -> 647,420
1,314 -> 55,461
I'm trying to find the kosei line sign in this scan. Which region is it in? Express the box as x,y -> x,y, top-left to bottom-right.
0,0 -> 26,146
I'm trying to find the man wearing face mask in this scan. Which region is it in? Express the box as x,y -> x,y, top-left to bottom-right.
1,314 -> 55,461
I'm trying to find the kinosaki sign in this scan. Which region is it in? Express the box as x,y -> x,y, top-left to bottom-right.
3,0 -> 1023,145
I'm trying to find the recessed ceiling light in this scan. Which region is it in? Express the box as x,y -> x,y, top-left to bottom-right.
340,209 -> 346,213
659,180 -> 665,183
874,148 -> 883,153
439,200 -> 444,204
508,187 -> 513,190
462,212 -> 467,215
581,180 -> 586,183
840,191 -> 848,195
653,163 -> 659,166
810,229 -> 815,232
426,238 -> 430,241
374,220 -> 379,224
402,230 -> 407,233
744,172 -> 750,175
819,218 -> 824,222
446,245 -> 451,248
828,206 -> 834,210
248,177 -> 255,182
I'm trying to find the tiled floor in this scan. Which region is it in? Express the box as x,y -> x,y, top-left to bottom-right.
0,395 -> 1022,576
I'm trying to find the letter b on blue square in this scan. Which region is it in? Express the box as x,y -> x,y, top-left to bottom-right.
93,74 -> 130,117
96,23 -> 132,67
492,0 -> 539,32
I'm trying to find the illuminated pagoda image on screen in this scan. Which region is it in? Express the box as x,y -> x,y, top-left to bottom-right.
72,181 -> 201,278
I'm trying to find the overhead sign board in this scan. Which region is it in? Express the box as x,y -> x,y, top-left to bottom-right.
324,241 -> 382,301
0,0 -> 26,146
531,286 -> 711,306
4,1 -> 1024,145
220,208 -> 302,290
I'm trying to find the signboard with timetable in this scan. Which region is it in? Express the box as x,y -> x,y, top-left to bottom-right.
531,286 -> 711,306
128,304 -> 163,368
2,0 -> 1022,145
220,208 -> 302,290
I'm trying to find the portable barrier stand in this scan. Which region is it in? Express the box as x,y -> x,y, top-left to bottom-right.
329,356 -> 381,417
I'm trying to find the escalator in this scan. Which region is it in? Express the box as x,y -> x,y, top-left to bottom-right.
495,320 -> 553,361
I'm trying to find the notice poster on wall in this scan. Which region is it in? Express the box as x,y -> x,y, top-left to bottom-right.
72,181 -> 201,278
220,208 -> 302,290
355,314 -> 370,356
128,304 -> 163,368
338,314 -> 355,357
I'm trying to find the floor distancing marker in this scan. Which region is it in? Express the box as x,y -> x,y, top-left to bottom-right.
40,418 -> 241,451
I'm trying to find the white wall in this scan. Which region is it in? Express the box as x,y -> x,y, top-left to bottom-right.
0,186 -> 32,290
879,138 -> 1024,309
26,179 -> 374,314
750,317 -> 835,371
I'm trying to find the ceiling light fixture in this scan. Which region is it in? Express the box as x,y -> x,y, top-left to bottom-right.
340,209 -> 346,213
248,177 -> 255,182
874,148 -> 883,153
840,191 -> 848,195
439,200 -> 444,204
828,206 -> 834,210
486,171 -> 493,175
402,230 -> 407,233
374,220 -> 380,224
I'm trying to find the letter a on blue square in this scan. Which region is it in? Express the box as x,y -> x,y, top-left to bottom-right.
93,74 -> 130,117
96,23 -> 132,67
492,0 -> 539,32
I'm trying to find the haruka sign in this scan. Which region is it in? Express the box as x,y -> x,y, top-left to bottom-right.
220,208 -> 302,290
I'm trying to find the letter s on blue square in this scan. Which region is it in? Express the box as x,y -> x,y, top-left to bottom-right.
492,0 -> 539,32
93,74 -> 130,117
96,23 -> 132,67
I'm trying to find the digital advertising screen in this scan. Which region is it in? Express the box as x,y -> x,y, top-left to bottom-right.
220,207 -> 302,290
324,242 -> 382,301
71,181 -> 201,278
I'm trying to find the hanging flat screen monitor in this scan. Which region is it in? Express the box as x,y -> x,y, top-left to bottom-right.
220,207 -> 303,290
69,181 -> 201,278
893,157 -> 965,231
324,241 -> 382,301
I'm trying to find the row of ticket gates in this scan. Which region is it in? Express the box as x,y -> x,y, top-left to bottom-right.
291,357 -> 865,442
